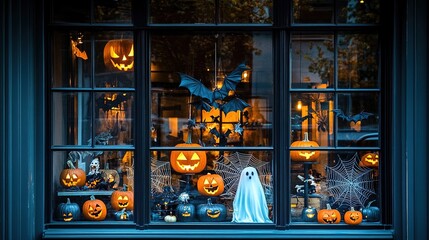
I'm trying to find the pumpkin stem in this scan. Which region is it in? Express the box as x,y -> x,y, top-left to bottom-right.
207,198 -> 212,205
303,132 -> 310,142
186,127 -> 193,144
366,200 -> 376,208
350,207 -> 356,211
326,203 -> 332,210
90,195 -> 96,201
120,208 -> 126,213
66,160 -> 76,169
66,198 -> 71,204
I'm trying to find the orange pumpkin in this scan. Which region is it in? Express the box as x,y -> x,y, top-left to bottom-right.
59,160 -> 86,188
290,132 -> 320,162
170,132 -> 207,174
197,173 -> 224,197
82,195 -> 107,221
111,184 -> 134,211
317,204 -> 341,224
344,207 -> 363,225
103,39 -> 134,71
359,152 -> 379,168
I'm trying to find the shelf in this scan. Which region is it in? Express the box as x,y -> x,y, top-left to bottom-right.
57,190 -> 114,197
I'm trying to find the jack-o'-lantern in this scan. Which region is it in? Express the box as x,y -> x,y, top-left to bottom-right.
317,204 -> 341,224
60,160 -> 86,188
170,133 -> 207,174
359,152 -> 379,168
111,184 -> 134,211
176,203 -> 196,222
103,39 -> 134,71
196,198 -> 227,222
302,206 -> 318,222
344,207 -> 363,225
57,198 -> 80,222
290,132 -> 320,162
114,208 -> 133,221
197,173 -> 224,197
82,195 -> 107,221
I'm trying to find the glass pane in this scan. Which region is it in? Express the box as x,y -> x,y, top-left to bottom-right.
290,151 -> 380,224
293,0 -> 334,23
52,32 -> 91,88
337,0 -> 380,24
150,0 -> 215,23
220,0 -> 273,24
291,34 -> 334,89
338,33 -> 379,89
52,92 -> 91,145
94,0 -> 132,23
52,0 -> 90,23
336,92 -> 379,147
52,150 -> 135,222
151,32 -> 273,148
94,92 -> 135,145
291,93 -> 335,147
150,150 -> 273,223
94,32 -> 134,88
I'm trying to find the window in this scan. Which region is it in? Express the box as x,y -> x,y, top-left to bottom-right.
47,0 -> 384,230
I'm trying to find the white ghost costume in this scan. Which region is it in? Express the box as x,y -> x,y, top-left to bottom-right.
232,166 -> 272,223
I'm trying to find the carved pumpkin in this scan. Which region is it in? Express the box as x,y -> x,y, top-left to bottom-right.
359,152 -> 379,168
114,208 -> 133,221
290,132 -> 320,162
176,203 -> 196,222
344,207 -> 363,225
170,132 -> 207,174
197,173 -> 224,197
82,195 -> 107,221
103,39 -> 134,71
59,160 -> 86,188
361,200 -> 380,222
301,206 -> 318,222
197,198 -> 227,222
317,204 -> 341,224
111,184 -> 134,211
57,198 -> 80,222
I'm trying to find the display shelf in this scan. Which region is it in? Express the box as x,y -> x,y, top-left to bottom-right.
57,190 -> 114,197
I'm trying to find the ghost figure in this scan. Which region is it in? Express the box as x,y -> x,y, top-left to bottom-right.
232,166 -> 272,223
88,158 -> 101,175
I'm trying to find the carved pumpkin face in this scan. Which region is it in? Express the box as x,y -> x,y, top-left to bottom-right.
114,209 -> 133,221
57,198 -> 80,222
290,132 -> 320,162
360,152 -> 379,167
82,196 -> 107,221
176,203 -> 196,222
60,162 -> 86,188
111,186 -> 134,211
317,204 -> 341,224
344,207 -> 363,225
103,39 -> 134,71
197,173 -> 224,197
196,198 -> 227,222
302,206 -> 317,222
170,143 -> 207,174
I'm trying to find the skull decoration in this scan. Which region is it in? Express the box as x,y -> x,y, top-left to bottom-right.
103,39 -> 134,71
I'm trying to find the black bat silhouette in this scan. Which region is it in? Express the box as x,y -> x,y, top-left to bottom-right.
291,114 -> 313,124
332,109 -> 374,123
209,128 -> 232,146
210,115 -> 220,123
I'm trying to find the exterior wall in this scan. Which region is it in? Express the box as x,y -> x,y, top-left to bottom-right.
0,0 -> 427,239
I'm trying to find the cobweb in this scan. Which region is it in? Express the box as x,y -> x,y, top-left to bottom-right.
213,152 -> 272,200
326,153 -> 375,208
151,157 -> 172,195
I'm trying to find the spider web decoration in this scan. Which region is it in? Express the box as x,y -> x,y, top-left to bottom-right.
213,152 -> 272,199
151,157 -> 172,195
325,153 -> 375,208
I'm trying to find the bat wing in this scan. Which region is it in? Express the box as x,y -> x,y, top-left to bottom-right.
209,127 -> 220,138
350,111 -> 374,123
332,109 -> 351,121
221,97 -> 250,114
191,99 -> 212,112
215,63 -> 250,100
179,73 -> 213,102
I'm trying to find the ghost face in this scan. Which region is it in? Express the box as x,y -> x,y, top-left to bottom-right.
89,158 -> 100,174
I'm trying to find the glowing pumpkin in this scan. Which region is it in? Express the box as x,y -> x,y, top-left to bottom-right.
82,195 -> 107,221
290,132 -> 320,162
170,132 -> 207,174
359,152 -> 379,168
197,173 -> 224,197
59,160 -> 86,188
317,204 -> 341,224
344,207 -> 363,225
301,206 -> 318,222
103,39 -> 134,71
57,198 -> 80,222
110,184 -> 134,211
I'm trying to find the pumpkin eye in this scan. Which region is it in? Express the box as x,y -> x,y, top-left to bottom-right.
65,174 -> 71,179
204,179 -> 210,185
191,153 -> 200,161
110,47 -> 120,58
118,196 -> 123,201
123,196 -> 129,201
211,179 -> 217,185
128,45 -> 134,57
72,174 -> 78,179
177,152 -> 187,161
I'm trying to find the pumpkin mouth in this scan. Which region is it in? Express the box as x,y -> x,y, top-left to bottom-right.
206,210 -> 221,218
176,161 -> 200,171
306,213 -> 315,218
182,212 -> 191,217
63,213 -> 73,222
110,59 -> 134,71
88,206 -> 103,218
118,202 -> 129,207
203,186 -> 219,194
322,213 -> 338,224
298,151 -> 316,159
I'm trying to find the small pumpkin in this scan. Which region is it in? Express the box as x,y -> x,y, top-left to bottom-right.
197,173 -> 225,197
170,131 -> 207,174
57,198 -> 80,222
111,184 -> 134,211
317,204 -> 341,224
359,152 -> 379,168
176,203 -> 196,222
103,39 -> 134,71
290,132 -> 320,162
361,200 -> 380,222
82,195 -> 107,221
114,208 -> 133,221
197,198 -> 227,222
164,211 -> 177,223
59,160 -> 86,188
344,207 -> 363,225
301,206 -> 317,222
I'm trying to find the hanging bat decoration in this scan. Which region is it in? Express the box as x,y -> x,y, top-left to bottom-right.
209,128 -> 232,146
71,39 -> 88,60
291,114 -> 313,125
332,109 -> 374,123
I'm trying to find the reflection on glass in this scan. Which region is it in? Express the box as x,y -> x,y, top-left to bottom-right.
52,32 -> 91,88
52,92 -> 91,145
52,0 -> 91,23
94,32 -> 134,88
94,0 -> 132,23
290,151 -> 380,223
150,150 -> 273,223
53,150 -> 134,222
292,0 -> 334,23
150,0 -> 215,23
220,0 -> 273,24
338,34 -> 379,89
94,92 -> 134,145
291,34 -> 334,89
337,0 -> 380,24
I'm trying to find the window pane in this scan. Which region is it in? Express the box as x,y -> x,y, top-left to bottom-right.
292,0 -> 334,24
52,32 -> 92,88
150,0 -> 215,23
220,0 -> 273,24
150,150 -> 273,223
290,151 -> 380,223
94,32 -> 134,88
291,34 -> 334,89
52,92 -> 91,145
52,0 -> 91,23
337,0 -> 380,24
338,33 -> 379,89
52,150 -> 134,222
151,33 -> 273,148
94,0 -> 132,23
